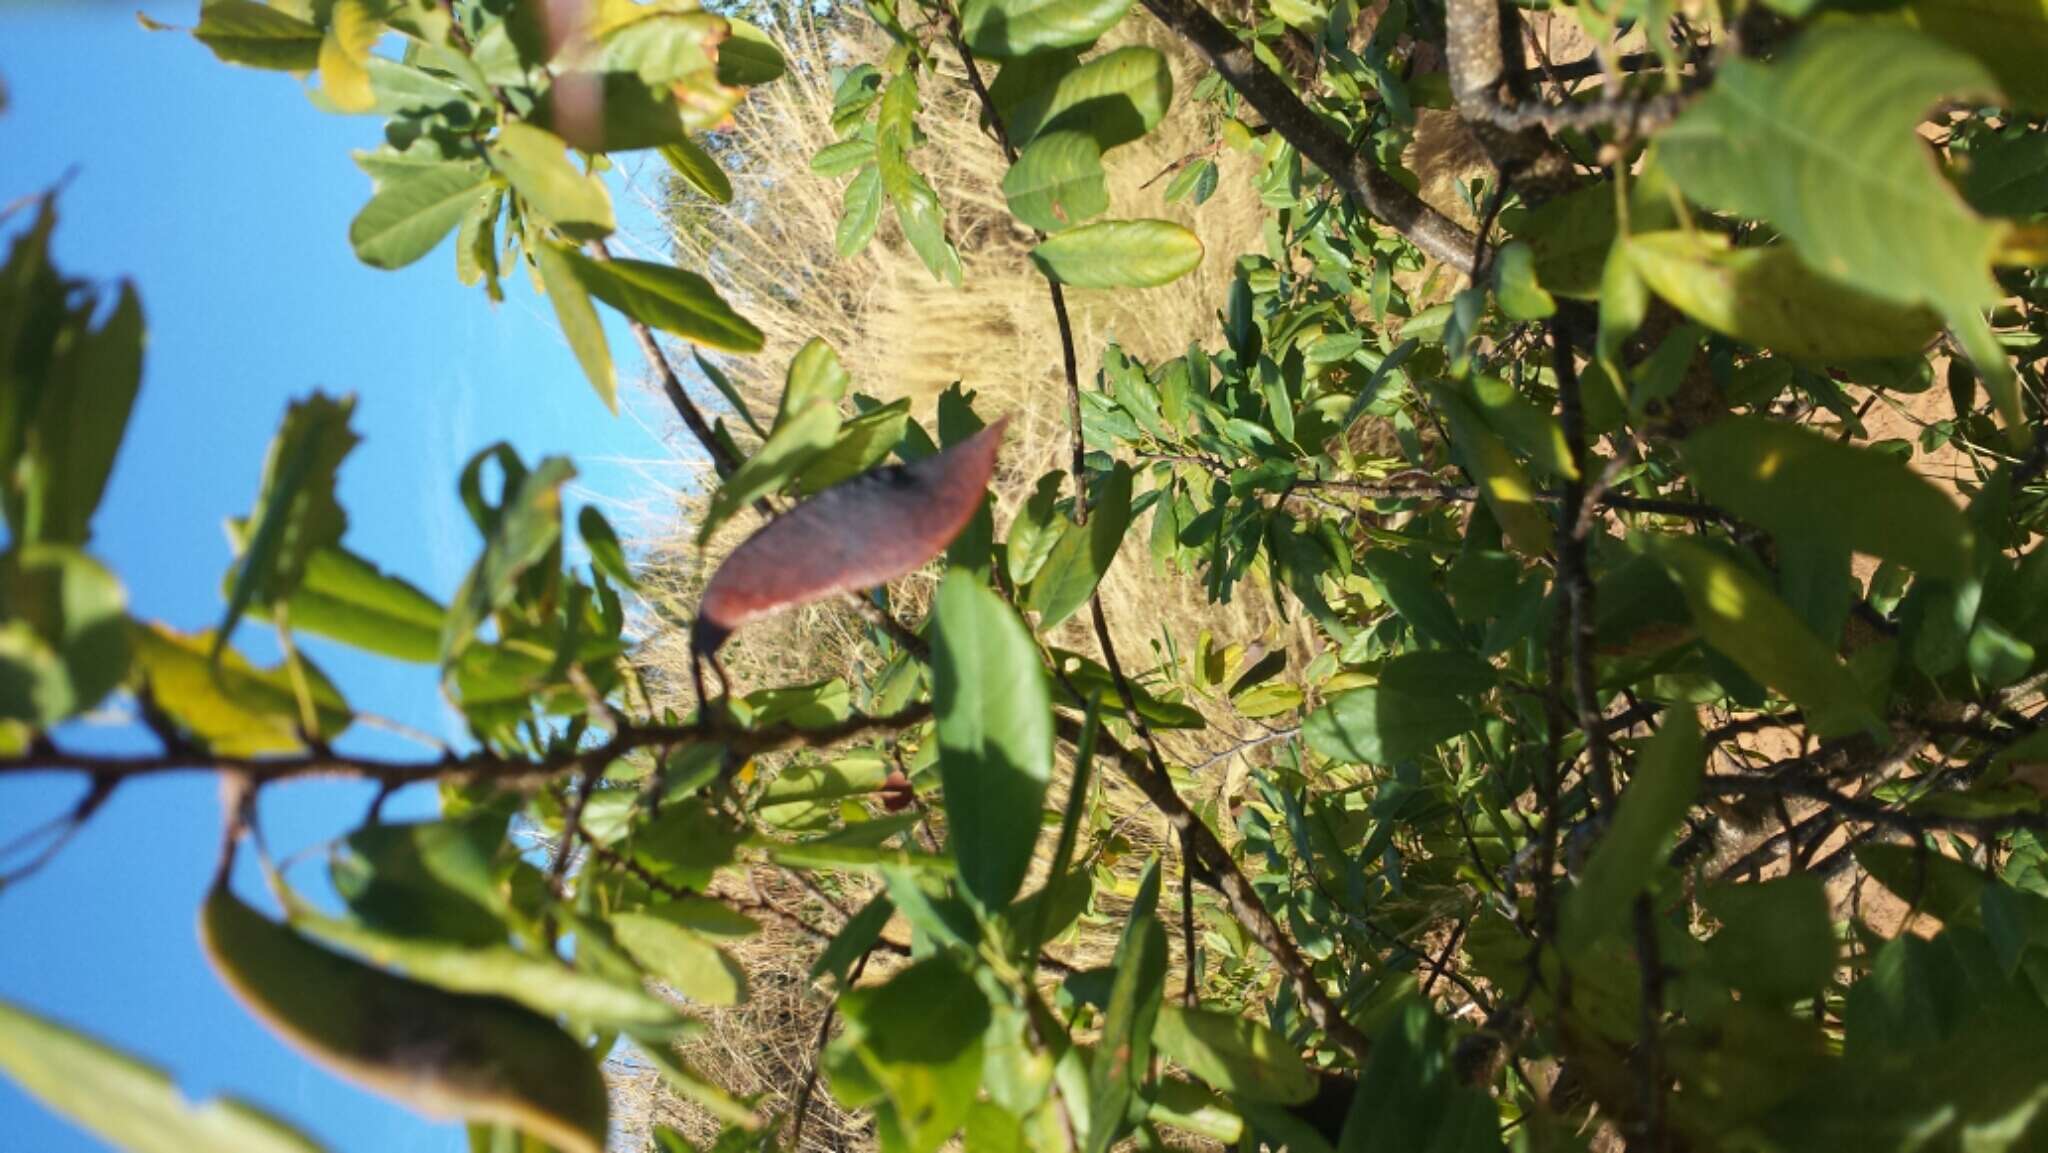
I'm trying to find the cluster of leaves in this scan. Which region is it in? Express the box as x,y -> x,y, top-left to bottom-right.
5,0 -> 2048,1150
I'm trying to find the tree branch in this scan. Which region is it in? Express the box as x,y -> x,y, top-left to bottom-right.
1139,0 -> 1479,275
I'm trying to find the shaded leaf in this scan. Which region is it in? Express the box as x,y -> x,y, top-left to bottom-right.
557,251 -> 762,354
201,885 -> 607,1153
1026,463 -> 1132,628
192,0 -> 321,69
1152,1005 -> 1317,1105
442,453 -> 576,661
1558,711 -> 1703,961
610,913 -> 747,1006
219,393 -> 358,657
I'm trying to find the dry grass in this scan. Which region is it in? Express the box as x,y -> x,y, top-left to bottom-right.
607,11 -> 1309,1149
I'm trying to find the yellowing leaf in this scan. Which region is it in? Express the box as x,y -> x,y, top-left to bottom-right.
131,624 -> 351,755
1657,25 -> 2023,435
316,0 -> 380,113
1626,231 -> 1942,360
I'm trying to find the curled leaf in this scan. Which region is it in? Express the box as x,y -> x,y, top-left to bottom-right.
200,884 -> 608,1153
694,418 -> 1007,652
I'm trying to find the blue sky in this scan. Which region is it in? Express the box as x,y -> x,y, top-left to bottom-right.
0,7 -> 698,1151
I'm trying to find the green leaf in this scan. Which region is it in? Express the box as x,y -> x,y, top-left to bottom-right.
533,243 -> 616,413
0,996 -> 328,1153
201,885 -> 608,1153
931,571 -> 1054,909
1657,25 -> 2019,432
1360,549 -> 1464,647
219,393 -> 359,657
532,73 -> 689,153
1338,999 -> 1502,1153
715,17 -> 786,86
698,401 -> 840,540
238,544 -> 444,663
609,912 -> 748,1006
0,546 -> 129,727
812,137 -> 877,178
1002,131 -> 1110,233
557,251 -> 763,353
1431,386 -> 1551,555
1703,874 -> 1836,1004
1558,711 -> 1703,961
192,0 -> 322,69
1006,471 -> 1067,586
1018,46 -> 1173,151
1303,684 -> 1477,766
836,163 -> 885,258
1086,861 -> 1168,1153
490,122 -> 615,240
1643,536 -> 1882,737
1151,1006 -> 1317,1105
1855,843 -> 1990,927
877,72 -> 963,285
1681,417 -> 1975,580
1026,463 -> 1132,628
442,454 -> 576,661
1625,231 -> 1941,361
130,624 -> 350,755
661,136 -> 732,204
778,338 -> 851,427
1030,220 -> 1203,288
1490,241 -> 1556,321
1965,130 -> 2048,216
1908,0 -> 2048,113
288,909 -> 678,1030
833,957 -> 988,1153
961,0 -> 1132,57
797,398 -> 912,493
16,280 -> 144,546
577,506 -> 638,591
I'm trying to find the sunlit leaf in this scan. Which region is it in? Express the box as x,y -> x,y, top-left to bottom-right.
1657,25 -> 2021,434
1152,1005 -> 1317,1105
1009,46 -> 1172,150
533,243 -> 616,412
1626,231 -> 1941,361
931,571 -> 1054,909
1030,220 -> 1203,288
0,996 -> 327,1153
1643,536 -> 1883,737
316,0 -> 380,113
192,0 -> 321,70
490,123 -> 615,240
961,0 -> 1133,57
1003,131 -> 1110,232
610,912 -> 748,1006
130,624 -> 350,755
1681,416 -> 1974,580
877,72 -> 963,285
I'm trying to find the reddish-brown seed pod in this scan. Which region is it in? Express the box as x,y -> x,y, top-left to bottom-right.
693,416 -> 1008,655
879,767 -> 914,812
